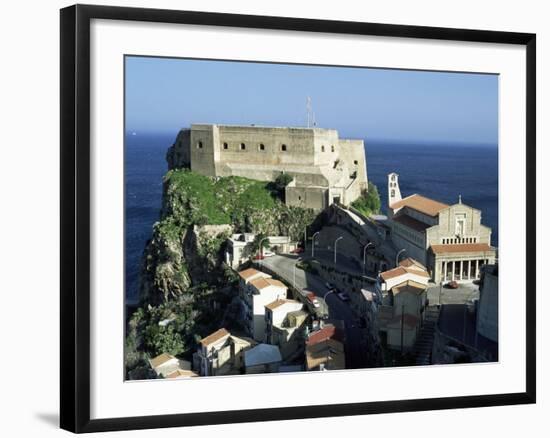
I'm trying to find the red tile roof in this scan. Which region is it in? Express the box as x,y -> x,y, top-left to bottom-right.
391,194 -> 449,217
430,243 -> 494,255
199,328 -> 230,347
380,266 -> 430,281
306,324 -> 344,346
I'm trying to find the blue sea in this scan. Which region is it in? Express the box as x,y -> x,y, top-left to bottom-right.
125,133 -> 498,304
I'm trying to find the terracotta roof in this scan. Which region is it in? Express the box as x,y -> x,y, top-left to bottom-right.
399,257 -> 427,271
392,214 -> 430,232
199,328 -> 230,347
390,194 -> 449,217
430,243 -> 494,255
166,369 -> 198,379
149,353 -> 177,369
265,299 -> 287,311
392,280 -> 427,295
238,267 -> 265,280
249,277 -> 271,291
306,324 -> 344,346
380,266 -> 430,281
265,299 -> 298,311
265,278 -> 287,289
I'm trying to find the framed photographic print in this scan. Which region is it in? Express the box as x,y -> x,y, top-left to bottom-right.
60,4 -> 536,433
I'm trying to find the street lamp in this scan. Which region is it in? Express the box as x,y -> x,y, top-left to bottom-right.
395,248 -> 406,267
334,236 -> 343,265
312,231 -> 320,258
363,242 -> 375,275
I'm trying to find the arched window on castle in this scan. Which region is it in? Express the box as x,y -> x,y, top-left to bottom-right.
331,145 -> 335,152
259,144 -> 265,151
197,141 -> 203,149
321,145 -> 325,152
240,143 -> 246,150
223,142 -> 228,150
281,144 -> 287,151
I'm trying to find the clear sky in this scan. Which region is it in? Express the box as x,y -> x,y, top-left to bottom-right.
125,56 -> 498,145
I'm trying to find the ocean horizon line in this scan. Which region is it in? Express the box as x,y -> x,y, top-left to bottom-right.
124,130 -> 497,149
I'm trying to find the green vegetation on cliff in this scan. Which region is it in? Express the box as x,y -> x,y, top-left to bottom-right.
128,169 -> 321,378
351,181 -> 381,217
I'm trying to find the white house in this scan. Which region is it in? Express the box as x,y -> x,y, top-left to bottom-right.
240,272 -> 288,342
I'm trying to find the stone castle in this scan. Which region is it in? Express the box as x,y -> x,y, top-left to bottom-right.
167,124 -> 368,210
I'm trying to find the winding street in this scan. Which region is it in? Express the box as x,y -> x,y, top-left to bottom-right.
260,254 -> 368,369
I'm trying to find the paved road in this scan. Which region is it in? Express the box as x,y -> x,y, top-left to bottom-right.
261,254 -> 367,368
426,282 -> 479,306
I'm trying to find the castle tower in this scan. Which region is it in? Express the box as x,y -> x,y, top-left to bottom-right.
388,172 -> 402,207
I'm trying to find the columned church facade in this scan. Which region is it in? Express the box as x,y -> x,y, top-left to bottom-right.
387,173 -> 496,284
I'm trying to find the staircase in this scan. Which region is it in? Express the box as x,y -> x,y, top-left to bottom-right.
413,307 -> 440,365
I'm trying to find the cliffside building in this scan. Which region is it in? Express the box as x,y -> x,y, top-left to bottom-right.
167,124 -> 368,210
387,173 -> 496,283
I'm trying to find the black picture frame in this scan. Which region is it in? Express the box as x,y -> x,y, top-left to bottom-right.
60,4 -> 536,433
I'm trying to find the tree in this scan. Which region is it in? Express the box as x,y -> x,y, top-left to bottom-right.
274,172 -> 293,192
351,182 -> 381,216
246,232 -> 270,258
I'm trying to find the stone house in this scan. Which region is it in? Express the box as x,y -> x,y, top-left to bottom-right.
305,323 -> 346,371
194,328 -> 256,376
148,353 -> 193,378
264,299 -> 308,361
226,233 -> 295,268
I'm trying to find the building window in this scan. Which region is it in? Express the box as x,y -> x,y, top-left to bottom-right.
240,143 -> 246,150
455,213 -> 466,236
321,145 -> 325,152
259,143 -> 265,151
354,160 -> 358,165
223,142 -> 228,150
281,144 -> 287,151
331,145 -> 335,152
197,141 -> 203,149
391,189 -> 395,197
392,175 -> 396,181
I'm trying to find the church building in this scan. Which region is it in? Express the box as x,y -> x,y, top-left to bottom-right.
387,172 -> 496,284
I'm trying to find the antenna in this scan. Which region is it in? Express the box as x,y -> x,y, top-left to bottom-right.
306,96 -> 312,128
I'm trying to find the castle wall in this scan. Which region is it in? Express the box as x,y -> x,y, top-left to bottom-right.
190,124 -> 219,177
216,125 -> 317,167
286,186 -> 327,210
168,129 -> 191,169
338,139 -> 368,188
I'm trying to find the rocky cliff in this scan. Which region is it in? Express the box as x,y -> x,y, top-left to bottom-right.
138,169 -> 318,306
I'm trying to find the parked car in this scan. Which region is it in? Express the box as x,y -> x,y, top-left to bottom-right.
304,290 -> 321,308
337,292 -> 350,302
262,250 -> 275,257
446,280 -> 459,289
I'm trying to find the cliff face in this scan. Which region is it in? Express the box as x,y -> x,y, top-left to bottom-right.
138,168 -> 317,305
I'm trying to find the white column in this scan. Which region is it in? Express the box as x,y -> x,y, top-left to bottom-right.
459,260 -> 463,281
443,261 -> 447,282
451,261 -> 455,281
475,259 -> 479,278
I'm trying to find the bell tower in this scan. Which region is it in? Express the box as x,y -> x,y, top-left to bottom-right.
388,172 -> 402,207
